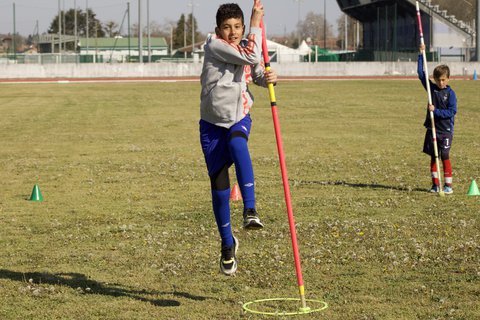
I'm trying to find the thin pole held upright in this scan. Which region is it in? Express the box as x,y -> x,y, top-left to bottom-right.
416,1 -> 443,194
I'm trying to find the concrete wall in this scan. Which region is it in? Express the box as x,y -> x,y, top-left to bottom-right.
0,61 -> 479,79
0,62 -> 203,79
275,61 -> 480,77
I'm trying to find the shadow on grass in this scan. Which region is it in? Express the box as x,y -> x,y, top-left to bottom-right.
294,180 -> 427,193
0,269 -> 210,307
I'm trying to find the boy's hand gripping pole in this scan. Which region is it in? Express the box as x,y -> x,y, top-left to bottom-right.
260,20 -> 309,311
416,1 -> 444,196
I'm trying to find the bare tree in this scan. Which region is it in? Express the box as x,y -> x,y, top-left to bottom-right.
130,23 -> 140,37
104,20 -> 119,38
296,11 -> 333,46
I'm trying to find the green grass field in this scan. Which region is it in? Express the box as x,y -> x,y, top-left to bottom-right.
0,79 -> 479,319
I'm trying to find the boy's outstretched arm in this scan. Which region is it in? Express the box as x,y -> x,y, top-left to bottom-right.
417,44 -> 428,89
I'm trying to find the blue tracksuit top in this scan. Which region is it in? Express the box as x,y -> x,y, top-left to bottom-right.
417,54 -> 457,134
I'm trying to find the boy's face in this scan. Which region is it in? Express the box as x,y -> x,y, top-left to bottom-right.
434,74 -> 449,89
216,18 -> 245,45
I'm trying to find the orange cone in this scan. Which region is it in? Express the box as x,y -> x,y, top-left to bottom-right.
230,183 -> 242,201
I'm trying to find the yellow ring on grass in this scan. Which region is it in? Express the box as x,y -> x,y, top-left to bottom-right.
242,297 -> 328,316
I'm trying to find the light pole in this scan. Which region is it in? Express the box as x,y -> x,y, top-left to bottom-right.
170,24 -> 173,56
147,0 -> 151,62
188,1 -> 199,56
13,2 -> 16,60
58,0 -> 61,53
127,2 -> 130,61
63,0 -> 66,51
74,0 -> 77,54
311,21 -> 316,44
476,0 -> 479,61
294,0 -> 303,44
138,0 -> 143,63
86,0 -> 89,55
323,0 -> 326,49
184,17 -> 187,58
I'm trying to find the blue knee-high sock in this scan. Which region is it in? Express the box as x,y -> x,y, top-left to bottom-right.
211,188 -> 233,247
228,137 -> 255,209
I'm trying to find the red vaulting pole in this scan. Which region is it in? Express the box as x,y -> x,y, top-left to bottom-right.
260,19 -> 308,310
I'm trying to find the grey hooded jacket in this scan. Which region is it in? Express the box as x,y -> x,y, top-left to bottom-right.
200,27 -> 268,128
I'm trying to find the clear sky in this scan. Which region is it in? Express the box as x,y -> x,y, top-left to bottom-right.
0,0 -> 343,37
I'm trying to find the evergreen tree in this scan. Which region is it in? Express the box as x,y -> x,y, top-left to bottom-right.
173,13 -> 201,49
173,14 -> 186,48
48,8 -> 105,38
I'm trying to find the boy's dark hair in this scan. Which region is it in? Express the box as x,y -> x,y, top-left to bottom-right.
433,64 -> 450,79
216,3 -> 244,27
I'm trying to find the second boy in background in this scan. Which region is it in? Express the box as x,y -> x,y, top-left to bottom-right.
418,43 -> 457,194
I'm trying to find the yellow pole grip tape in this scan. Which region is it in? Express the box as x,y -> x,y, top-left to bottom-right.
264,65 -> 277,103
267,83 -> 276,103
299,285 -> 305,296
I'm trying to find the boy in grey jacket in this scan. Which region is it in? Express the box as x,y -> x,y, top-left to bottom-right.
199,0 -> 277,276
